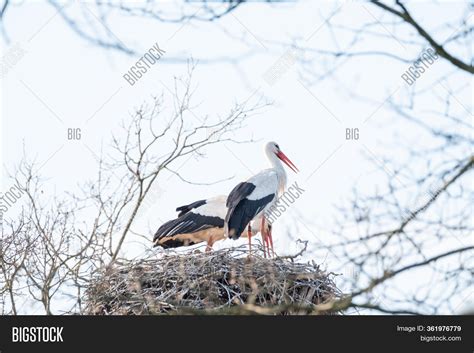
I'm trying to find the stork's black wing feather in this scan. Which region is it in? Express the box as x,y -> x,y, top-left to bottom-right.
153,211 -> 223,244
225,182 -> 274,240
175,199 -> 207,217
226,182 -> 255,209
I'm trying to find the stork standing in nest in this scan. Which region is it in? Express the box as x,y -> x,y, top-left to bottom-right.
224,141 -> 298,257
153,196 -> 268,251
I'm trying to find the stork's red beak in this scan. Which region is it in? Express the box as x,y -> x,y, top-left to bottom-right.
276,151 -> 299,173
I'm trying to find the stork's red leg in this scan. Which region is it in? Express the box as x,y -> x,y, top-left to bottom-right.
264,218 -> 271,257
247,224 -> 252,255
268,225 -> 275,257
260,217 -> 267,258
264,218 -> 272,257
205,236 -> 214,253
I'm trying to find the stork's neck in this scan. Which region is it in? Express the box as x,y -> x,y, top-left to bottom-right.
266,151 -> 287,195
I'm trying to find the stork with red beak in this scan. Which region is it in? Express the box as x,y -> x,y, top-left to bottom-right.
224,141 -> 298,257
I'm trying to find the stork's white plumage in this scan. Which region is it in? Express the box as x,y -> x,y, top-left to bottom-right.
225,141 -> 298,257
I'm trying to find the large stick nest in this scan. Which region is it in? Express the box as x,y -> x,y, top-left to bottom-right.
84,246 -> 343,315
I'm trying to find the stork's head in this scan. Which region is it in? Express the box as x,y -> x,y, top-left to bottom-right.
266,141 -> 299,173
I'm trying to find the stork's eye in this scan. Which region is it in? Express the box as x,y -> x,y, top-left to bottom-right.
275,144 -> 280,149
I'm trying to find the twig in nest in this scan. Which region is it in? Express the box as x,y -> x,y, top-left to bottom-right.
276,239 -> 308,261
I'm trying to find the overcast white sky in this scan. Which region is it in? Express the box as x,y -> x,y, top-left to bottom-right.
1,1 -> 472,314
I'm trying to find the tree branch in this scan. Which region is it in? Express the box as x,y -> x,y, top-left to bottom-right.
371,1 -> 473,73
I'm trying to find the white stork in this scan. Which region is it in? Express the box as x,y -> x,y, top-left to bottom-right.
224,141 -> 298,257
153,196 -> 268,251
